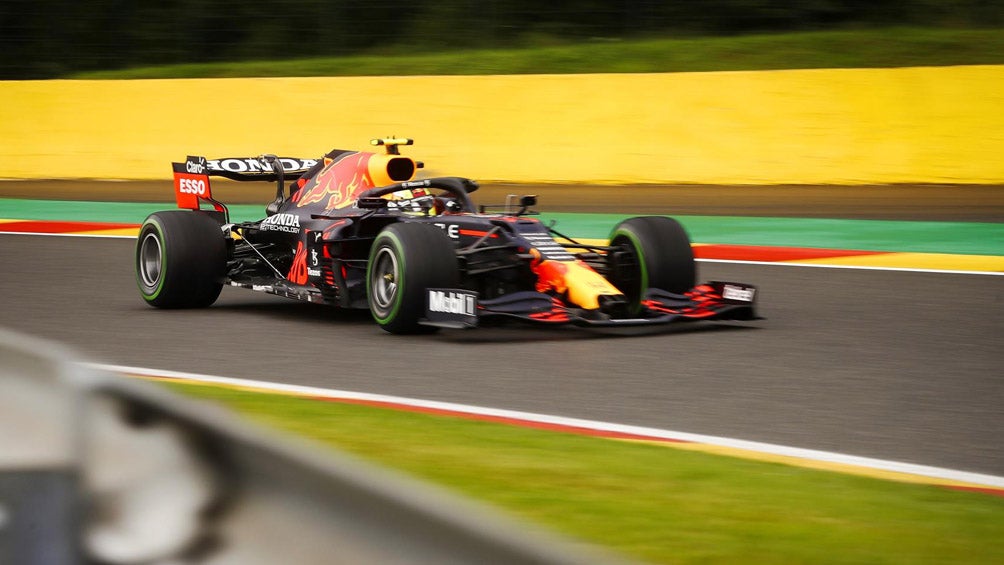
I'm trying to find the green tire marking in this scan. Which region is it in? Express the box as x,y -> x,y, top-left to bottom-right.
368,230 -> 406,326
610,224 -> 649,313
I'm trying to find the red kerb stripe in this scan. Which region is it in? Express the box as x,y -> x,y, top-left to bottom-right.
695,244 -> 888,262
0,220 -> 138,233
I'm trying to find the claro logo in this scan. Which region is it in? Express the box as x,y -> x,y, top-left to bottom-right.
178,178 -> 207,195
185,156 -> 207,174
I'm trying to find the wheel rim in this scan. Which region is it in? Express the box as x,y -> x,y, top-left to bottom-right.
609,236 -> 643,302
138,231 -> 163,289
370,246 -> 400,316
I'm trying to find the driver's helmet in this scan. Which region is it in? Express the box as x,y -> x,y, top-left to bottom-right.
383,187 -> 440,215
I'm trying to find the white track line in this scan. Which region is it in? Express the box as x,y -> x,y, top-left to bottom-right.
90,362 -> 1004,491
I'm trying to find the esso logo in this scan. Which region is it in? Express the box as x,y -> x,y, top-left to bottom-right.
178,178 -> 207,195
186,161 -> 205,174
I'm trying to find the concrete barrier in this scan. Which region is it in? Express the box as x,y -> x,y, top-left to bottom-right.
1,66 -> 1003,184
0,332 -> 83,565
0,329 -> 631,564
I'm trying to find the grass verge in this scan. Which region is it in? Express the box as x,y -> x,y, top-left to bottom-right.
164,380 -> 1004,564
71,28 -> 1004,79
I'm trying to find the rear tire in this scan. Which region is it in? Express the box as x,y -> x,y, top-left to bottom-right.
136,211 -> 226,308
367,222 -> 459,334
607,216 -> 695,314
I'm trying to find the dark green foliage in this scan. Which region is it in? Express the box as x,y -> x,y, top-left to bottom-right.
2,0 -> 1003,78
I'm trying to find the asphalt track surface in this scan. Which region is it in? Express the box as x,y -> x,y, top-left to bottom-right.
1,182 -> 1002,477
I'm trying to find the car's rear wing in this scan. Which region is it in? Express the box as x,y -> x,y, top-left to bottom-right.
172,155 -> 318,220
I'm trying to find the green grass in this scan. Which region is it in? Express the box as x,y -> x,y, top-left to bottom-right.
70,28 -> 1004,79
166,381 -> 1004,564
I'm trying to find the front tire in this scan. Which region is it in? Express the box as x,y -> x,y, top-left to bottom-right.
136,211 -> 226,308
607,216 -> 696,314
367,222 -> 458,334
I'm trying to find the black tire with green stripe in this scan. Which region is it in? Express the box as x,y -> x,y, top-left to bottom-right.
135,210 -> 226,308
607,216 -> 696,314
366,222 -> 459,334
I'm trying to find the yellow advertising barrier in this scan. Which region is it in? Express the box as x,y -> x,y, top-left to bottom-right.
1,66 -> 1002,183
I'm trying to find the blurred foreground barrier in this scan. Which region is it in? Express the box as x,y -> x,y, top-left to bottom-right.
0,329 -> 629,565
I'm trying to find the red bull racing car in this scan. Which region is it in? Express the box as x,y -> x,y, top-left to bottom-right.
135,138 -> 758,334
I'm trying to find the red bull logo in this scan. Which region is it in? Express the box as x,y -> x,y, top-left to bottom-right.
297,152 -> 375,211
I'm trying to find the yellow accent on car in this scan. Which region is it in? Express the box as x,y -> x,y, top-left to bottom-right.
561,260 -> 623,310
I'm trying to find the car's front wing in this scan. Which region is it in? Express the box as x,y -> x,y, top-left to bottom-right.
421,282 -> 760,329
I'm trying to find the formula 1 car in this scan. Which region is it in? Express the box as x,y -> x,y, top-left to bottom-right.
135,138 -> 758,333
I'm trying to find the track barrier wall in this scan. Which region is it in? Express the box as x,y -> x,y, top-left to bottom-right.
1,65 -> 1003,184
0,329 -> 627,564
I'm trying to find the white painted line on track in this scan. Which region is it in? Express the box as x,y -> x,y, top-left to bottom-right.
89,362 -> 1004,491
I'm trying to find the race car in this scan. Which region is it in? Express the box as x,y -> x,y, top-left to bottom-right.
135,138 -> 758,334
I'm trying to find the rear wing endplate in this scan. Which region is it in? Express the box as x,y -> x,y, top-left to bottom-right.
171,155 -> 319,219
